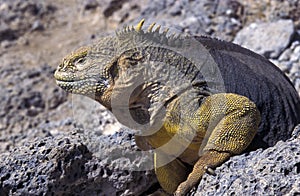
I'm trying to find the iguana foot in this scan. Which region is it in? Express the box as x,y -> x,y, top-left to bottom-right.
174,150 -> 230,195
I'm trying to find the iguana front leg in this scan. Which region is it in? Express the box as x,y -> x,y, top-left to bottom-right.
174,93 -> 261,195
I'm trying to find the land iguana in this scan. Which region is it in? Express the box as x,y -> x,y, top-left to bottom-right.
54,19 -> 300,195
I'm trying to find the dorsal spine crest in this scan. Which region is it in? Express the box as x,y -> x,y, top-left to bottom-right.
116,19 -> 185,49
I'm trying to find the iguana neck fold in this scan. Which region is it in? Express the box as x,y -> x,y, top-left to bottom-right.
109,45 -> 212,133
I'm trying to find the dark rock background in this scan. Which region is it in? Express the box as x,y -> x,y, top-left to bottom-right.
0,0 -> 299,195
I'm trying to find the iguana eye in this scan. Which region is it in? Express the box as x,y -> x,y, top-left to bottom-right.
74,57 -> 86,64
73,57 -> 87,70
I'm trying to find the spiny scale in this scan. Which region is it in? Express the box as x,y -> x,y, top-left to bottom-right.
123,19 -> 175,36
147,22 -> 156,32
134,19 -> 160,33
116,19 -> 185,48
135,19 -> 145,31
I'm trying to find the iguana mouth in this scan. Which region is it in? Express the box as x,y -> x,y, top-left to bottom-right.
54,69 -> 84,82
54,72 -> 109,95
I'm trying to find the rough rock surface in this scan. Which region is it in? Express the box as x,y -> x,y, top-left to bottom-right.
234,19 -> 295,58
0,61 -> 69,153
196,125 -> 300,195
0,0 -> 300,195
0,0 -> 56,46
139,0 -> 245,41
0,129 -> 157,196
274,40 -> 300,97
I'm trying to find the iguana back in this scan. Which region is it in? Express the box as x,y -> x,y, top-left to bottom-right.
196,36 -> 300,148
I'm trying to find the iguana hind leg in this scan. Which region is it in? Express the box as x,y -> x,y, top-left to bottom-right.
175,93 -> 261,195
154,152 -> 191,194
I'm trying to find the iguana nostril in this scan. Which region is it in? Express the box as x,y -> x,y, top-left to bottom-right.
58,63 -> 64,70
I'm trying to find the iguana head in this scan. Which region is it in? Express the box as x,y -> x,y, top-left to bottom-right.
54,34 -> 118,108
54,19 -> 185,110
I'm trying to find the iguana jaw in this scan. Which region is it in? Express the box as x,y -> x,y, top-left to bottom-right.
54,75 -> 108,95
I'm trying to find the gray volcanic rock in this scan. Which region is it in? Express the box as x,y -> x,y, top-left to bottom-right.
234,20 -> 294,59
0,129 -> 157,196
2,124 -> 300,196
0,62 -> 69,153
293,72 -> 300,97
0,0 -> 56,43
140,0 -> 244,41
194,125 -> 300,195
275,40 -> 300,97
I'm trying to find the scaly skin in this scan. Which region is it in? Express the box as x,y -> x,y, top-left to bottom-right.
54,19 -> 300,195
